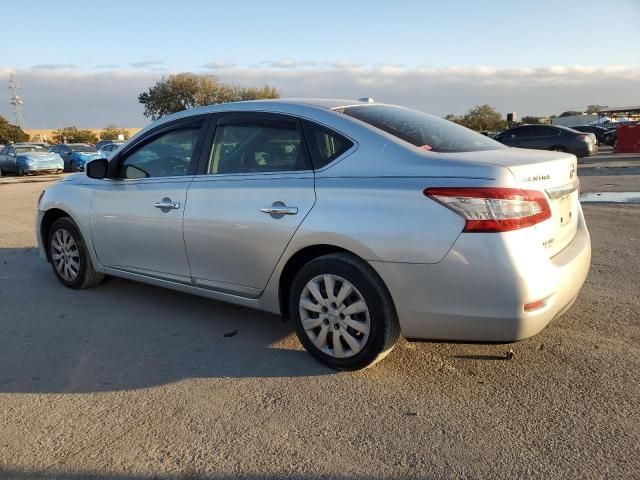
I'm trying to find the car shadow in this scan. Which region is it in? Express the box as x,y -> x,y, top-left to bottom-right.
1,469 -> 397,480
0,247 -> 334,394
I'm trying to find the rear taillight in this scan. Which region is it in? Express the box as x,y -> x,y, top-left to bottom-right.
424,187 -> 551,233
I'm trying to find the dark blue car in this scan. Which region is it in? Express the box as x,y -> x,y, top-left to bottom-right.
49,143 -> 102,172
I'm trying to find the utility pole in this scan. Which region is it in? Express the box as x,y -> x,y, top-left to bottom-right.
8,73 -> 25,128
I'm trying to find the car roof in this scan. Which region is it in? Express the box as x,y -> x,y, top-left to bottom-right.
173,98 -> 378,117
130,98 -> 390,142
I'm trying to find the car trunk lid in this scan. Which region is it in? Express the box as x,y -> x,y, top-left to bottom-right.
444,148 -> 579,257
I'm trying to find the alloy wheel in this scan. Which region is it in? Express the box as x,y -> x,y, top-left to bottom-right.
51,228 -> 81,282
299,274 -> 371,358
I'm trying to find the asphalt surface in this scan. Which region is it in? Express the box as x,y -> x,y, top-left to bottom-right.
0,157 -> 639,479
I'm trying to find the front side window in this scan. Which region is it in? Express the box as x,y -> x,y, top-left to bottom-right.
303,121 -> 353,169
120,127 -> 200,179
207,121 -> 309,174
337,105 -> 505,153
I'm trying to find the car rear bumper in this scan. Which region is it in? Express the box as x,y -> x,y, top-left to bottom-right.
372,204 -> 591,342
574,142 -> 598,158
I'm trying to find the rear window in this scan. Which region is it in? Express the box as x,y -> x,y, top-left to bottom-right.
337,105 -> 506,153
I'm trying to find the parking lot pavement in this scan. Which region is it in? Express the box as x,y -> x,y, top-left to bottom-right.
1,179 -> 639,479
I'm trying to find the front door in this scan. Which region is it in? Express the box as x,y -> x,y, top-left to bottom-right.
183,112 -> 316,297
90,116 -> 207,283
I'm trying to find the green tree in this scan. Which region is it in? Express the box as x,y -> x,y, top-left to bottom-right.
586,105 -> 608,114
0,116 -> 30,144
100,124 -> 129,140
559,110 -> 583,117
138,73 -> 280,120
51,127 -> 98,144
450,105 -> 507,131
444,113 -> 462,123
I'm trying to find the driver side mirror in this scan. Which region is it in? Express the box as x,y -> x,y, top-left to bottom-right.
86,158 -> 109,179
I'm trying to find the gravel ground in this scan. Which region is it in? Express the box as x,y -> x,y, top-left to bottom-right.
0,179 -> 638,480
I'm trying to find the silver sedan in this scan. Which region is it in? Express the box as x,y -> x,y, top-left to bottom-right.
36,99 -> 591,370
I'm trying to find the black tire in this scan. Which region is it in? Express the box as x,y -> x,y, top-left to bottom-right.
289,252 -> 400,370
47,217 -> 105,289
17,165 -> 25,176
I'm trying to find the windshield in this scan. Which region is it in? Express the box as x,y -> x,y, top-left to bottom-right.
337,105 -> 506,153
16,146 -> 48,153
71,145 -> 98,153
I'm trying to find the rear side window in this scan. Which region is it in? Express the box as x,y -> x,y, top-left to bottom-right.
303,121 -> 353,169
535,126 -> 559,137
337,105 -> 505,153
207,121 -> 310,174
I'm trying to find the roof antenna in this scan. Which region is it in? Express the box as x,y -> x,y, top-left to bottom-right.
358,97 -> 375,103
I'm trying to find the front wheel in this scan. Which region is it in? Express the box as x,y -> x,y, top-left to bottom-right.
48,217 -> 105,289
289,252 -> 400,370
16,165 -> 25,176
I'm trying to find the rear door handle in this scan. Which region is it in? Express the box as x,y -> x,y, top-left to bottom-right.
260,206 -> 298,215
154,198 -> 181,210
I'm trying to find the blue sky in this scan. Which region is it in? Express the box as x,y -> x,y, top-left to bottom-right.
1,0 -> 639,127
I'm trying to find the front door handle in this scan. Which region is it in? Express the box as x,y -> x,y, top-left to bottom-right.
154,198 -> 181,210
260,205 -> 298,216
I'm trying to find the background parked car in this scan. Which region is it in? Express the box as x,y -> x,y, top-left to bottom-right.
0,143 -> 64,176
604,128 -> 617,146
49,143 -> 102,171
571,125 -> 608,145
97,142 -> 124,158
493,124 -> 597,158
96,139 -> 119,151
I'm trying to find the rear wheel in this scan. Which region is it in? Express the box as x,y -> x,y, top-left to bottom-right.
48,217 -> 105,289
289,252 -> 400,370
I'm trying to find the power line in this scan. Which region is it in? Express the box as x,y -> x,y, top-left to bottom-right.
8,73 -> 25,128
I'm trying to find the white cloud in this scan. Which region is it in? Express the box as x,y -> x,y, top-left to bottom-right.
30,64 -> 78,70
203,61 -> 236,70
0,64 -> 637,127
128,60 -> 164,68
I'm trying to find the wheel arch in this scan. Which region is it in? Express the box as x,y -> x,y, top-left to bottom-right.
549,145 -> 568,152
40,208 -> 73,262
277,244 -> 396,320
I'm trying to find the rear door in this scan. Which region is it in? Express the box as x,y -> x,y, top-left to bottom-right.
183,112 -> 316,297
528,126 -> 561,150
